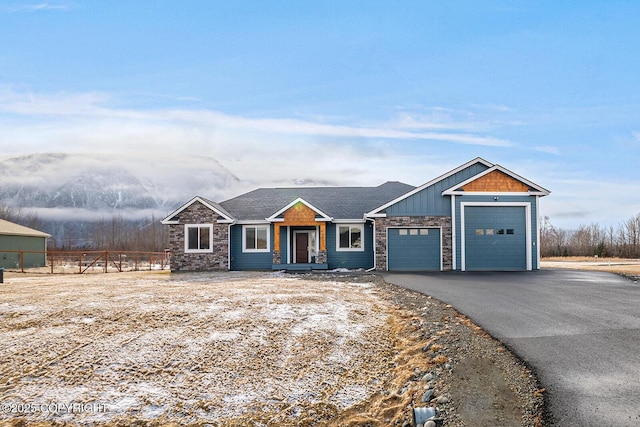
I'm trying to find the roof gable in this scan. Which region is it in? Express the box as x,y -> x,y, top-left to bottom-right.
442,165 -> 550,196
266,198 -> 332,222
161,196 -> 235,224
367,157 -> 493,216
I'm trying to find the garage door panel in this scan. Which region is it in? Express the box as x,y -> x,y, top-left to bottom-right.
388,228 -> 441,271
464,206 -> 527,271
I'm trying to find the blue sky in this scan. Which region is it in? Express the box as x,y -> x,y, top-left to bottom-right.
1,1 -> 640,228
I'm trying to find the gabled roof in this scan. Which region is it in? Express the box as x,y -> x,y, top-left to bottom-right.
366,157 -> 494,216
219,181 -> 415,221
161,196 -> 235,224
0,218 -> 50,238
442,164 -> 551,196
266,197 -> 333,222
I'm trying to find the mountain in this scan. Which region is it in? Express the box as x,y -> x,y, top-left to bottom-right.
0,153 -> 241,220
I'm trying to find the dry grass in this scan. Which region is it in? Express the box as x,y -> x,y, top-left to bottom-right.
541,257 -> 640,276
0,271 -> 442,427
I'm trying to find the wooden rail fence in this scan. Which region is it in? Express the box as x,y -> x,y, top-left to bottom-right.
0,250 -> 170,274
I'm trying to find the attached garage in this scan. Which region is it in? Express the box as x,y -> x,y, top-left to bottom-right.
387,227 -> 442,271
461,203 -> 531,271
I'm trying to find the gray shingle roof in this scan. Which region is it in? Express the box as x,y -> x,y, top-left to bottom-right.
219,181 -> 415,221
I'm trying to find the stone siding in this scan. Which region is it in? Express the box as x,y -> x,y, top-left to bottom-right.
375,216 -> 452,271
168,201 -> 229,271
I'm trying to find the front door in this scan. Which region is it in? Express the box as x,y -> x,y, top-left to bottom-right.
295,233 -> 309,263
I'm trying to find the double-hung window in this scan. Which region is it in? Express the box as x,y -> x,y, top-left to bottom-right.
185,224 -> 213,253
337,224 -> 363,251
243,225 -> 270,252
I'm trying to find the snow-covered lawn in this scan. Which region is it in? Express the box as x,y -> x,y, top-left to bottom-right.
0,271 -> 401,426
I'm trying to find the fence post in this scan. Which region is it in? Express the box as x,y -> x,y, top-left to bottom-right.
20,251 -> 25,273
104,251 -> 108,273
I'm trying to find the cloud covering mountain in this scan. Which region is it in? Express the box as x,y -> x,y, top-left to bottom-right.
0,153 -> 241,220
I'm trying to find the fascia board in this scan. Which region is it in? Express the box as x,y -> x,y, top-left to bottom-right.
161,196 -> 235,224
366,157 -> 494,216
445,191 -> 548,196
364,213 -> 387,218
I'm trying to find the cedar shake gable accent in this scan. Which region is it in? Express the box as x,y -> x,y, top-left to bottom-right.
461,170 -> 530,192
442,165 -> 550,196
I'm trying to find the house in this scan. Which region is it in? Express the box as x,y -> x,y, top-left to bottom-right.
162,158 -> 550,272
0,218 -> 51,269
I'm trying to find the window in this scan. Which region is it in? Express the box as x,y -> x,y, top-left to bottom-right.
337,225 -> 363,251
185,224 -> 213,253
243,225 -> 270,252
475,229 -> 484,235
420,229 -> 429,235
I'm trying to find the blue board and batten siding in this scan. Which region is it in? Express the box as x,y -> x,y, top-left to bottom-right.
326,223 -> 375,270
230,223 -> 374,270
385,163 -> 489,216
229,224 -> 273,270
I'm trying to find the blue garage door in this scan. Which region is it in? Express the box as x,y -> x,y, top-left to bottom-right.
388,228 -> 441,271
464,206 -> 527,271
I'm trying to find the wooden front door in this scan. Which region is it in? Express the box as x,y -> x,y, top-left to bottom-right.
295,233 -> 309,263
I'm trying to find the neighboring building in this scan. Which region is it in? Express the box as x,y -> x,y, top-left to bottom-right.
0,219 -> 51,269
162,158 -> 550,272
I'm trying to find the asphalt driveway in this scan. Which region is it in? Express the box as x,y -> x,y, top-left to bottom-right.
383,270 -> 640,427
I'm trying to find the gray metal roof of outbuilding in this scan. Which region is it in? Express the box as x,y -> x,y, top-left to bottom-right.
0,219 -> 51,238
219,181 -> 415,221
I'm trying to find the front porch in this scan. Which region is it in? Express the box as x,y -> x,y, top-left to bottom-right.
270,198 -> 331,269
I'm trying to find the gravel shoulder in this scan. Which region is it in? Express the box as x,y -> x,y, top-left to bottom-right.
0,271 -> 544,426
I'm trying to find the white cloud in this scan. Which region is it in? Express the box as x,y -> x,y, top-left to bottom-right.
0,89 -> 512,148
534,145 -> 560,155
0,89 -> 514,188
2,2 -> 71,13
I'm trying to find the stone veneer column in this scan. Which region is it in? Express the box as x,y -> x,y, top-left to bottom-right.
316,250 -> 327,265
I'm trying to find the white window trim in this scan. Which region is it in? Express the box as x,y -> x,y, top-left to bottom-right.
242,224 -> 271,253
336,224 -> 365,252
184,224 -> 214,254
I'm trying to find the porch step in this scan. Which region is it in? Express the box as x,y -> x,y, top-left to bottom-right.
272,263 -> 329,271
